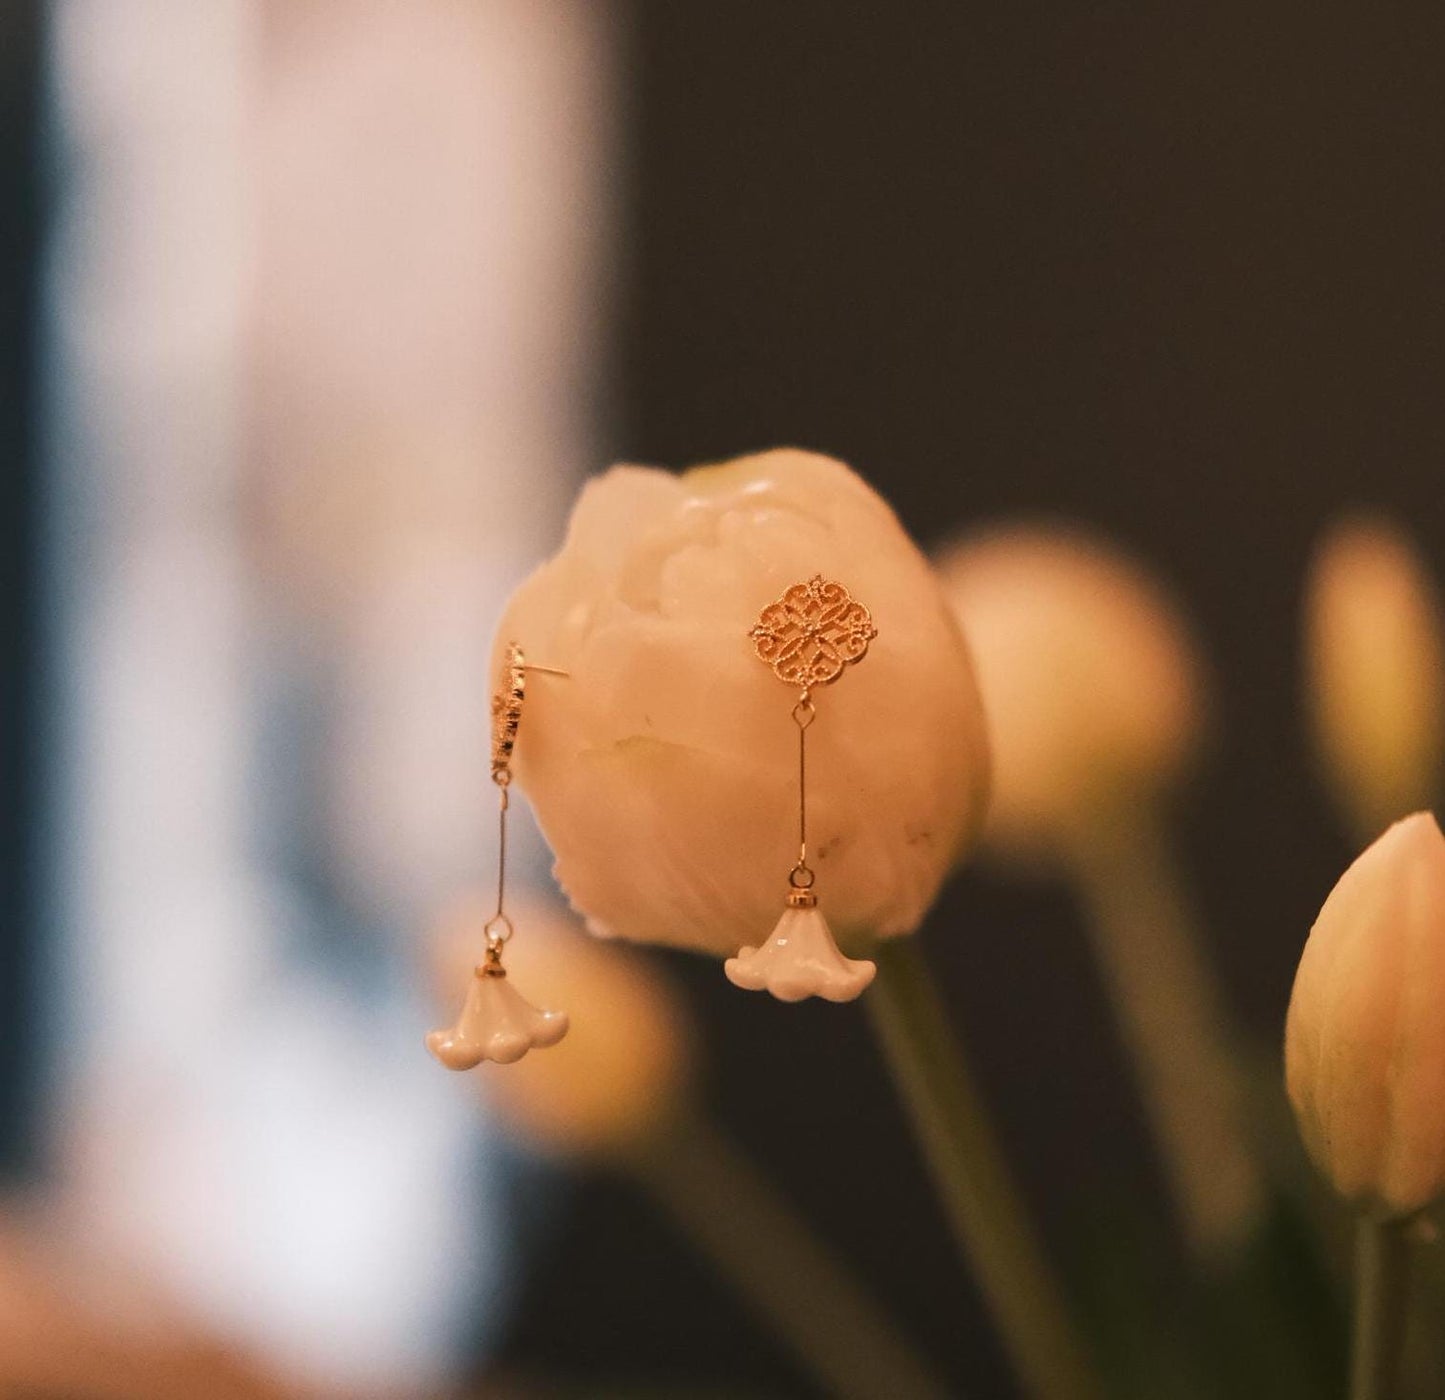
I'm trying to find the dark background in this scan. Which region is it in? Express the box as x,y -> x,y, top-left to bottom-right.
0,0 -> 42,1182
5,4 -> 1444,1397
503,5 -> 1444,1397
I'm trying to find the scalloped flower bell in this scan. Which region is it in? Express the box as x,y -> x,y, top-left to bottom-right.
426,947 -> 569,1068
491,451 -> 991,992
725,905 -> 876,1002
432,895 -> 693,1155
1286,812 -> 1445,1219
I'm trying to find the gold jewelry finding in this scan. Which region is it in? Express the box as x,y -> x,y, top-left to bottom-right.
724,578 -> 879,1003
426,641 -> 572,1068
484,643 -> 570,966
750,576 -> 876,894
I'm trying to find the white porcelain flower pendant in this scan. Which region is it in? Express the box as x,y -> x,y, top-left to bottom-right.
725,905 -> 876,1003
732,576 -> 879,1004
428,642 -> 570,1068
427,958 -> 569,1069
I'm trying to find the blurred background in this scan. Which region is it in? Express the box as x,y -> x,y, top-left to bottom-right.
3,2 -> 1445,1397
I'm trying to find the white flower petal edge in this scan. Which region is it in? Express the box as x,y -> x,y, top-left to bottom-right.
725,907 -> 876,1004
426,972 -> 569,1069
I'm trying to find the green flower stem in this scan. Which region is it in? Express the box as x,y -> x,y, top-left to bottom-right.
866,937 -> 1102,1400
1350,1217 -> 1411,1400
1063,809 -> 1264,1260
626,1106 -> 952,1400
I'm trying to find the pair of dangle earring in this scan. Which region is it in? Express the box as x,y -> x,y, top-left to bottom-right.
427,643 -> 571,1069
725,576 -> 880,1003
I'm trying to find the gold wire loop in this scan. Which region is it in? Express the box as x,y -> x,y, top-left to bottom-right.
789,864 -> 815,889
792,697 -> 816,728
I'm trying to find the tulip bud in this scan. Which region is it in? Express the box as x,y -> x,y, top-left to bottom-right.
936,525 -> 1205,860
1286,812 -> 1445,1218
431,897 -> 694,1157
1305,516 -> 1445,843
493,451 -> 991,958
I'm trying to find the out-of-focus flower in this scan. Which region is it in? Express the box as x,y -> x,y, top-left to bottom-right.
939,524 -> 1262,1256
937,524 -> 1205,860
1305,516 -> 1445,843
494,450 -> 990,961
1286,812 -> 1445,1219
432,896 -> 694,1157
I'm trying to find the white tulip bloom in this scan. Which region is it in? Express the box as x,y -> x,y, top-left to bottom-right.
493,450 -> 991,977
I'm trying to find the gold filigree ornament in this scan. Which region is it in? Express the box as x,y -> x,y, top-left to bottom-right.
749,575 -> 878,688
725,578 -> 879,1003
427,643 -> 572,1068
